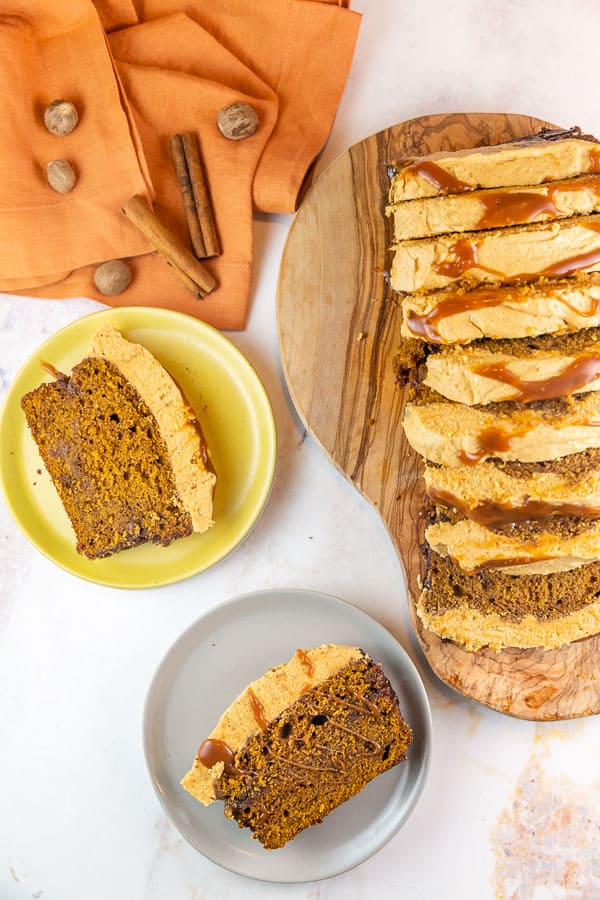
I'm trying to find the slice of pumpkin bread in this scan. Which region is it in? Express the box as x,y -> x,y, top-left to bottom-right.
418,541 -> 600,651
181,645 -> 412,849
21,326 -> 215,558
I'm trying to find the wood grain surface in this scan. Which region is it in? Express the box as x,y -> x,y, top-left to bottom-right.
277,112 -> 600,720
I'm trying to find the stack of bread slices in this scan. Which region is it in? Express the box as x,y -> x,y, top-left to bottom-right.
388,127 -> 600,652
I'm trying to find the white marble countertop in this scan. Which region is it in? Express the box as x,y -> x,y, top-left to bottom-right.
2,1 -> 600,898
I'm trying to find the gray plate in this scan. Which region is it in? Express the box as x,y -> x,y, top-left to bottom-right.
143,588 -> 432,883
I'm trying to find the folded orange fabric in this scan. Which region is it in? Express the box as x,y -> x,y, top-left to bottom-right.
0,0 -> 360,329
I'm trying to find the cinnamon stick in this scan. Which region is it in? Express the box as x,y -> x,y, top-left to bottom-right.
170,134 -> 206,258
171,132 -> 221,259
122,195 -> 216,298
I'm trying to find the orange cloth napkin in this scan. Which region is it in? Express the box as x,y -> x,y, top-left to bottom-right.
0,0 -> 360,329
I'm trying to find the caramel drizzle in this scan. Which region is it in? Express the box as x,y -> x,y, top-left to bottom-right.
266,713 -> 383,783
432,223 -> 600,284
295,648 -> 314,677
407,283 -> 600,343
406,287 -> 520,342
205,686 -> 385,790
427,485 -> 600,527
327,718 -> 383,750
40,360 -> 66,380
477,190 -> 559,229
267,748 -> 343,778
314,743 -> 347,766
404,159 -> 472,195
404,146 -> 600,195
335,687 -> 381,718
474,355 -> 600,402
433,238 -> 484,279
475,177 -> 600,230
540,243 -> 600,279
314,741 -> 377,767
197,738 -> 240,775
457,426 -> 514,466
247,688 -> 268,730
467,554 -> 555,574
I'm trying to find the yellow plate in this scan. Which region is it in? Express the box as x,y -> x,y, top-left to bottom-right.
0,307 -> 277,589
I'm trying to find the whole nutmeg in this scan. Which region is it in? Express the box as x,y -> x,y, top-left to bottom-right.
43,99 -> 79,136
47,159 -> 76,194
93,260 -> 132,296
217,102 -> 259,141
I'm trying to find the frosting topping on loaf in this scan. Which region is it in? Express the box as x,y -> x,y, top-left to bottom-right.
91,326 -> 215,533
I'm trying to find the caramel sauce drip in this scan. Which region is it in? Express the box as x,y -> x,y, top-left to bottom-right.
247,688 -> 268,730
405,159 -> 472,195
534,218 -> 600,279
40,360 -> 66,380
269,747 -> 347,782
476,179 -> 600,230
474,355 -> 600,402
477,190 -> 559,229
428,485 -> 600,527
338,692 -> 381,718
407,282 -> 600,343
197,738 -> 239,774
295,648 -> 315,677
406,288 -> 517,342
457,426 -> 513,465
470,554 -> 554,573
541,245 -> 600,278
328,718 -> 383,750
434,223 -> 600,284
433,238 -> 482,279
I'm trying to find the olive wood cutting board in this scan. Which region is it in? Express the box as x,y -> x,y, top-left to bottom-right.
277,112 -> 600,721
